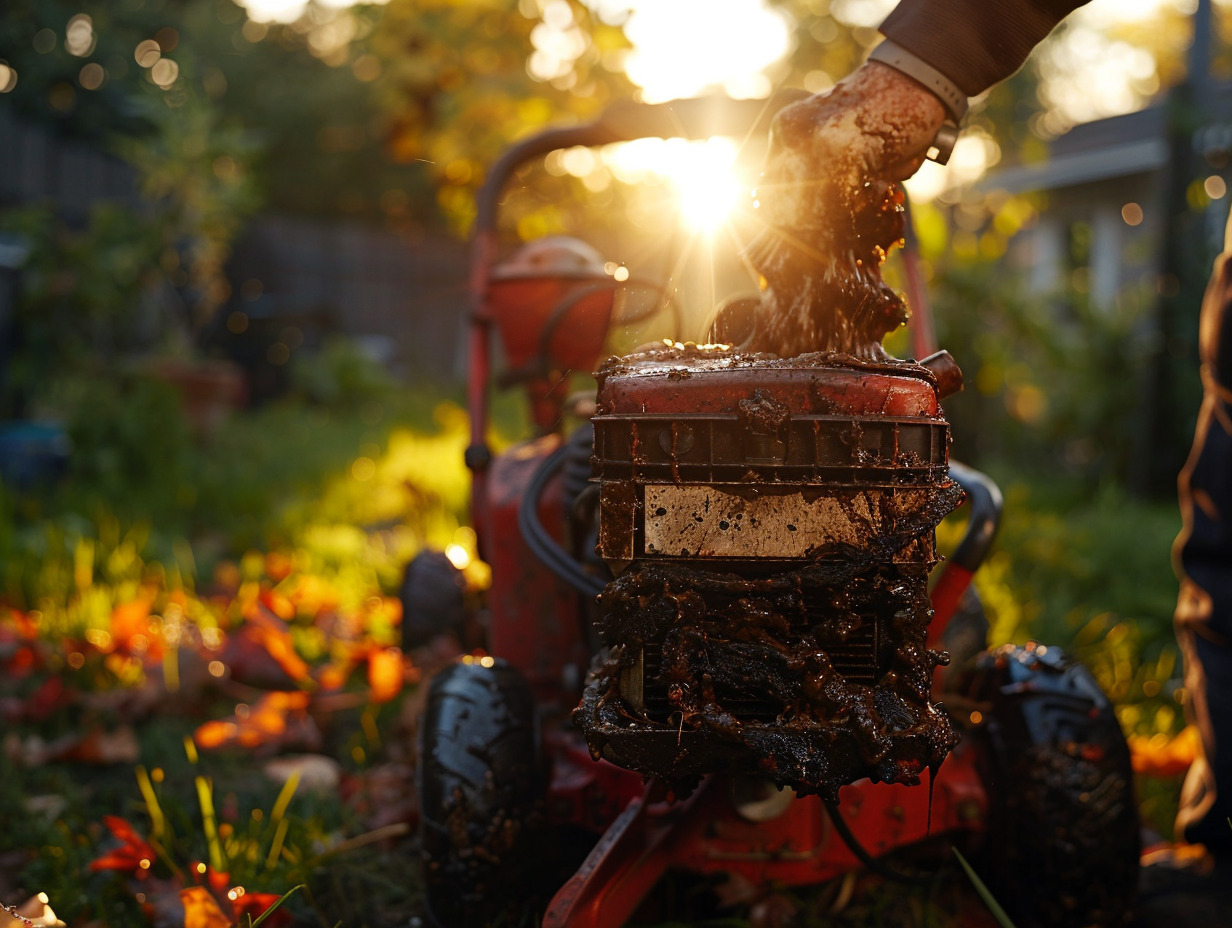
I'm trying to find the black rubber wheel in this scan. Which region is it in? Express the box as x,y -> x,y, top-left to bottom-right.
419,658 -> 544,928
960,644 -> 1139,928
400,550 -> 467,650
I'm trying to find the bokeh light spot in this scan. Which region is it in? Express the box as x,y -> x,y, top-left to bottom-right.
150,58 -> 179,88
79,62 -> 105,91
65,14 -> 96,57
134,39 -> 161,68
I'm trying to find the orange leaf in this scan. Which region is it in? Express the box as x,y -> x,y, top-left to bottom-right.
259,589 -> 296,621
248,625 -> 310,684
111,600 -> 152,651
195,692 -> 312,751
315,661 -> 352,691
190,863 -> 231,896
368,648 -> 404,704
180,887 -> 231,928
195,720 -> 239,749
1130,724 -> 1201,777
265,552 -> 294,582
2,608 -> 39,640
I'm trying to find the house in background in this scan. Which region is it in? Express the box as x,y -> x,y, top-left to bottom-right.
985,90 -> 1232,311
970,61 -> 1232,491
983,0 -> 1232,317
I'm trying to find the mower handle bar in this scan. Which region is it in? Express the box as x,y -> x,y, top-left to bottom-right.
468,91 -> 806,530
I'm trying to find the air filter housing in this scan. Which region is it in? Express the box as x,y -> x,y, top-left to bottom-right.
574,342 -> 963,798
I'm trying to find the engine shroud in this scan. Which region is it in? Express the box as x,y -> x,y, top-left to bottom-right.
574,343 -> 963,798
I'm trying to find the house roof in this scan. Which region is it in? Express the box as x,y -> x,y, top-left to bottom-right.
981,81 -> 1232,194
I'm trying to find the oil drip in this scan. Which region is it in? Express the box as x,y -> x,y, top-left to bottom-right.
745,181 -> 907,361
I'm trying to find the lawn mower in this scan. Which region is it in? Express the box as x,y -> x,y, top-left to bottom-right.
404,94 -> 1141,928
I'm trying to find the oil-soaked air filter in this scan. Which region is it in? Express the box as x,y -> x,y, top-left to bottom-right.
574,341 -> 963,798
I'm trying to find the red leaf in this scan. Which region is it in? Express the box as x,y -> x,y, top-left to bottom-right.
232,892 -> 291,928
90,816 -> 156,877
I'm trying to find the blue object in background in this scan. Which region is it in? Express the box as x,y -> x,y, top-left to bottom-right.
0,421 -> 72,489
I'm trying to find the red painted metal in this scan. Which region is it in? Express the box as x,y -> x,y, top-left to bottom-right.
482,435 -> 591,703
543,748 -> 989,926
598,358 -> 941,418
928,563 -> 977,692
929,563 -> 976,646
543,728 -> 647,834
674,755 -> 987,885
467,229 -> 498,552
543,781 -> 707,928
488,276 -> 614,375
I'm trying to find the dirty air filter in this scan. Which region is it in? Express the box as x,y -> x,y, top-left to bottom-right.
574,341 -> 964,799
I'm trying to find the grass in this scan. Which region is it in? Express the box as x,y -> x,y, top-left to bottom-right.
0,375 -> 1194,927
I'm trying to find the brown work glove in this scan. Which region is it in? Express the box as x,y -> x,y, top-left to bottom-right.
746,62 -> 947,359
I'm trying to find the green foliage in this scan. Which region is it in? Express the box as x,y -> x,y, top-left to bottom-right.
929,260 -> 1167,488
953,848 -> 1016,928
288,335 -> 399,408
0,383 -> 472,608
372,0 -> 635,234
0,204 -> 167,414
117,83 -> 262,323
39,371 -> 193,521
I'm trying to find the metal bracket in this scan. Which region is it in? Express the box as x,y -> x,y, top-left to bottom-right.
927,122 -> 960,166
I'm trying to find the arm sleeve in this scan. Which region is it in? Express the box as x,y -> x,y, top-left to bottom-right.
879,0 -> 1087,97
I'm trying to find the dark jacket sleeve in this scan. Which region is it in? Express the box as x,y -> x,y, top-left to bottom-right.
879,0 -> 1087,97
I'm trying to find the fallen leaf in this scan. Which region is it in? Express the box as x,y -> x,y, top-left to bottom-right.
217,627 -> 307,689
90,816 -> 156,878
259,588 -> 296,621
110,600 -> 155,656
232,892 -> 291,928
1130,724 -> 1200,777
190,864 -> 231,898
367,647 -> 404,704
194,691 -> 318,753
22,676 -> 70,722
2,894 -> 66,928
179,888 -> 230,928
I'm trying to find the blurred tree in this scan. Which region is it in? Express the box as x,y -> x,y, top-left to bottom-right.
0,0 -> 636,234
370,0 -> 635,235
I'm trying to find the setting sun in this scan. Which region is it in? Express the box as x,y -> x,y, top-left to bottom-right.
605,136 -> 748,233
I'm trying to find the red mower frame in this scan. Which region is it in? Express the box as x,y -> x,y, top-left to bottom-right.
410,93 -> 1141,928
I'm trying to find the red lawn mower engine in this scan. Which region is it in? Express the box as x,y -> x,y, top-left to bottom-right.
574,344 -> 965,798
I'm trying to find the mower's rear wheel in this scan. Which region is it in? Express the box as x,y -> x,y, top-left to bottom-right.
419,658 -> 544,928
963,644 -> 1139,928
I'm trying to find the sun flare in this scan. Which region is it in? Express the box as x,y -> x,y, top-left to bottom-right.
604,136 -> 749,234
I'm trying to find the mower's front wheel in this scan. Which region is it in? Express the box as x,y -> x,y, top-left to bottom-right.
962,644 -> 1139,928
419,658 -> 544,928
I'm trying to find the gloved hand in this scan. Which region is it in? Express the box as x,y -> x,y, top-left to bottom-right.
745,62 -> 947,360
756,62 -> 947,237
